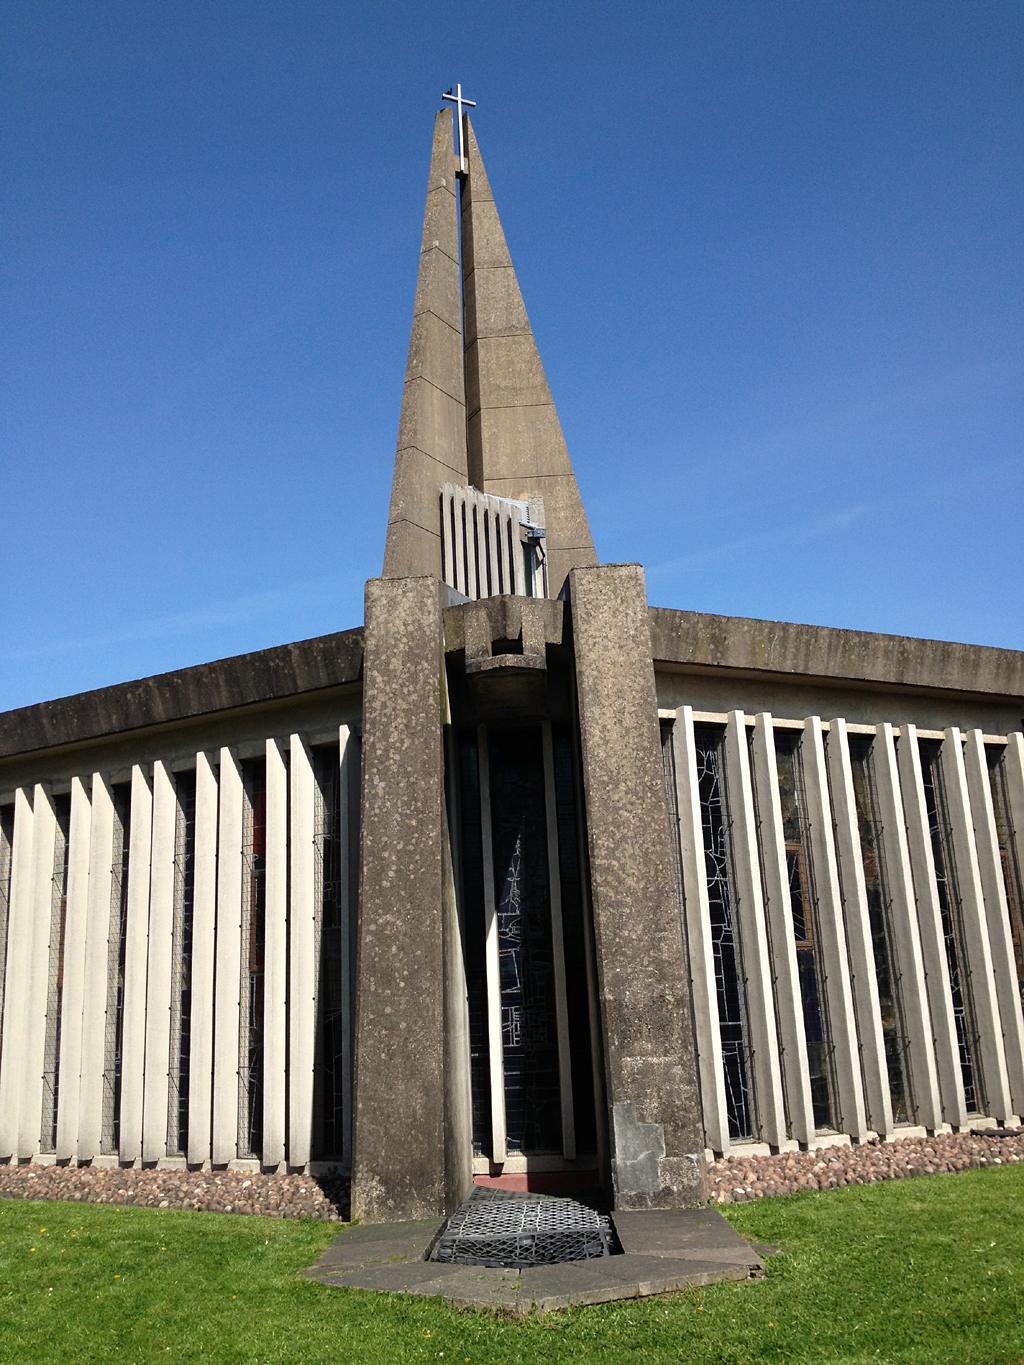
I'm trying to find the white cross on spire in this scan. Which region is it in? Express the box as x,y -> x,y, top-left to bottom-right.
442,84 -> 477,174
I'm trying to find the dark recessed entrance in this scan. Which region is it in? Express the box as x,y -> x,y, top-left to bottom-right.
454,717 -> 598,1186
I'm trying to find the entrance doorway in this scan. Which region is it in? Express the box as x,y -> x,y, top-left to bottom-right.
455,721 -> 598,1185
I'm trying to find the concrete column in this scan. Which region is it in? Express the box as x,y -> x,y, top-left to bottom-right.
940,729 -> 1013,1119
352,576 -> 460,1222
897,726 -> 966,1126
723,711 -> 787,1149
187,751 -> 218,1166
801,719 -> 868,1141
825,718 -> 892,1137
142,762 -> 176,1162
213,748 -> 243,1165
873,725 -> 942,1131
79,773 -> 115,1160
55,776 -> 92,1160
20,785 -> 58,1157
963,730 -> 1024,1117
288,733 -> 315,1169
0,788 -> 34,1158
119,765 -> 154,1160
749,714 -> 815,1144
570,565 -> 706,1208
263,737 -> 288,1168
670,706 -> 728,1155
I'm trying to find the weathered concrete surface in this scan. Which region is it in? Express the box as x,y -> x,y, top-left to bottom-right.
649,607 -> 1024,700
351,577 -> 465,1222
0,628 -> 363,760
571,565 -> 708,1209
383,110 -> 469,581
461,116 -> 596,596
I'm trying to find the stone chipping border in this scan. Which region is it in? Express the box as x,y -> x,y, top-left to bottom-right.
0,1129 -> 1021,1221
710,1128 -> 1024,1203
0,1162 -> 348,1221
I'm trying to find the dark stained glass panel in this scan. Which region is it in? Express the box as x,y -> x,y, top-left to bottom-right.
774,730 -> 837,1131
919,739 -> 983,1113
847,735 -> 913,1124
694,724 -> 754,1141
488,728 -> 560,1155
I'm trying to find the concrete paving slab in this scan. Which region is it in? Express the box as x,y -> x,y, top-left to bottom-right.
317,1261 -> 467,1296
304,1203 -> 766,1312
305,1218 -> 439,1274
612,1207 -> 764,1268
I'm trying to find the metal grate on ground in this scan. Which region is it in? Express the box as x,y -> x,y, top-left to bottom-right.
431,1194 -> 618,1269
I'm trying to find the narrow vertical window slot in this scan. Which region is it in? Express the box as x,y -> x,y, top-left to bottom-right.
986,744 -> 1024,1003
695,724 -> 755,1141
238,758 -> 266,1159
919,739 -> 983,1114
774,730 -> 838,1132
311,743 -> 346,1161
167,770 -> 196,1156
848,735 -> 914,1123
102,783 -> 131,1154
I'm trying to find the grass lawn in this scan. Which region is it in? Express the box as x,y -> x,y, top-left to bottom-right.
1,1166 -> 1022,1363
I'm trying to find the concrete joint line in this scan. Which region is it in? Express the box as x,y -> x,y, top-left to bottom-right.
395,444 -> 471,482
412,306 -> 463,340
385,518 -> 442,542
405,373 -> 468,410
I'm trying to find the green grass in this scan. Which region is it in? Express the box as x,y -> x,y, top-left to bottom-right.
1,1166 -> 1022,1363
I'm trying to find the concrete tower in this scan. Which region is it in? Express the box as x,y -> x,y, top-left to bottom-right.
354,104 -> 707,1222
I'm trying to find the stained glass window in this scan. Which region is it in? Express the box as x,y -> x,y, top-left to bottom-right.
488,728 -> 561,1155
774,730 -> 837,1131
691,725 -> 755,1141
238,759 -> 266,1158
918,739 -> 983,1114
986,744 -> 1024,1005
101,783 -> 131,1154
311,743 -> 348,1162
167,771 -> 196,1156
847,735 -> 914,1123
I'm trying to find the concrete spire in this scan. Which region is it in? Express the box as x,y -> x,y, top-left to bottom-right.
383,109 -> 597,593
460,114 -> 597,595
382,111 -> 469,579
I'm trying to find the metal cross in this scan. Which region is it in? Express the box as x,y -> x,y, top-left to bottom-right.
442,84 -> 477,173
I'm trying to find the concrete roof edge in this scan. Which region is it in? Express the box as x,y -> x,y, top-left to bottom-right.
0,627 -> 365,760
648,607 -> 1024,700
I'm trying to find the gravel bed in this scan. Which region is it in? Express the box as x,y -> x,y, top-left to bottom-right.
0,1162 -> 348,1221
710,1128 -> 1024,1203
1,1129 -> 1021,1221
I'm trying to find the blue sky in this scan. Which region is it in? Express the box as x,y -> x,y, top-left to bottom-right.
4,1 -> 1022,710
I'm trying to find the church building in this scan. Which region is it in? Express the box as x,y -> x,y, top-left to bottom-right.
1,102 -> 1023,1225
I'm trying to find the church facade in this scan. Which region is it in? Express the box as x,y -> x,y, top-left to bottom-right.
1,107 -> 1023,1224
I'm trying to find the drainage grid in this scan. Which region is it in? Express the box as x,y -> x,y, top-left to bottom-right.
431,1193 -> 619,1269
